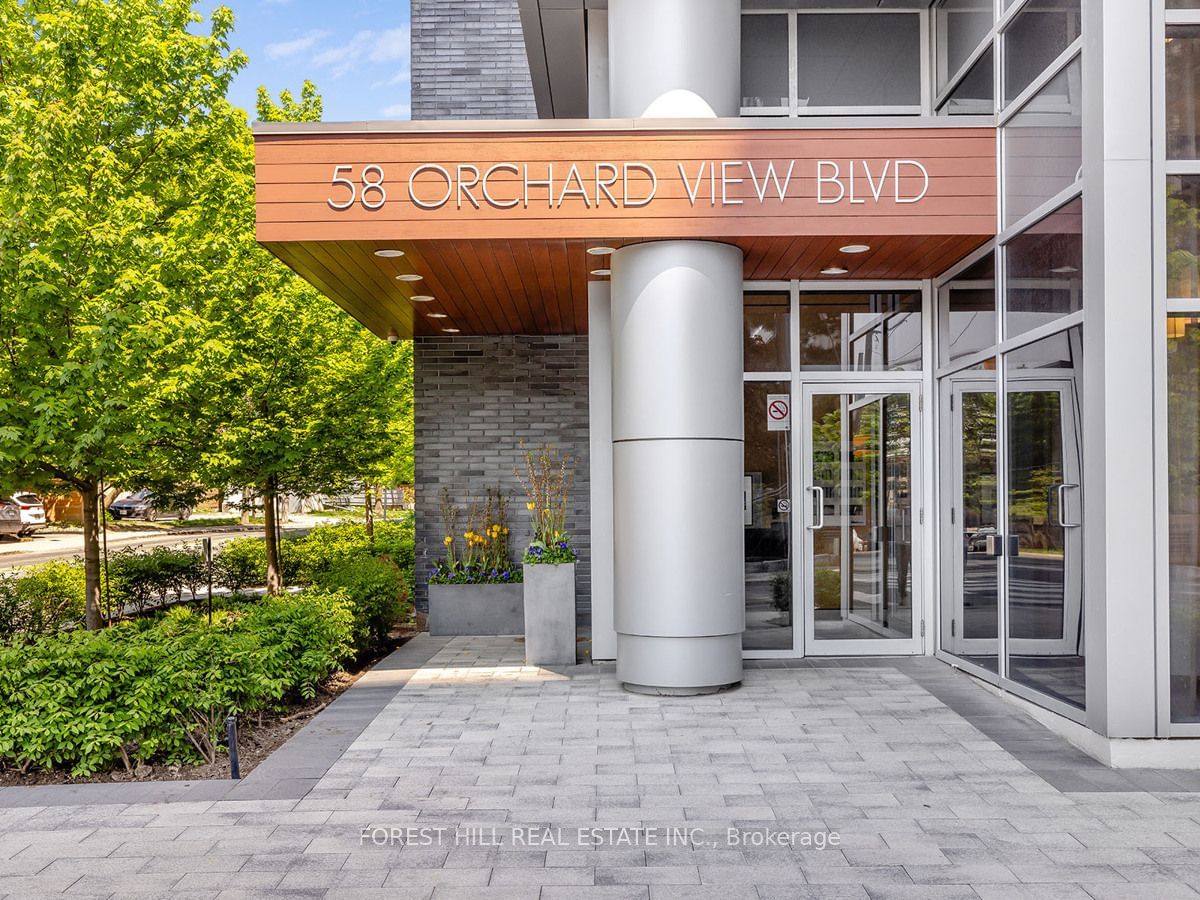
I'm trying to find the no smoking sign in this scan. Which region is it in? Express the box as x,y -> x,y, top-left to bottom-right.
767,394 -> 790,432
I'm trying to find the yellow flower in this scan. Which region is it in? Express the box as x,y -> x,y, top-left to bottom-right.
503,527 -> 509,535
443,536 -> 453,546
526,502 -> 535,511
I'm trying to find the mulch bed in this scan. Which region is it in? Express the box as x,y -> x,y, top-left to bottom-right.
0,626 -> 420,787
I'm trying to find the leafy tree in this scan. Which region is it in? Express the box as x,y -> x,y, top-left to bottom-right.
0,0 -> 248,629
200,85 -> 411,592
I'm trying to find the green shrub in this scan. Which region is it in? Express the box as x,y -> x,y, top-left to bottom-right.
211,537 -> 299,591
0,561 -> 86,642
314,556 -> 408,659
0,590 -> 353,776
108,545 -> 207,612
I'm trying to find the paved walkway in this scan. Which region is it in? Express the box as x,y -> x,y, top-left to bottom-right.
2,635 -> 1200,898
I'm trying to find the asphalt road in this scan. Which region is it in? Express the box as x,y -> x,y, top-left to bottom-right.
0,515 -> 326,568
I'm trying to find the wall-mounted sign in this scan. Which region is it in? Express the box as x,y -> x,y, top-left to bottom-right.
255,126 -> 997,243
767,394 -> 790,432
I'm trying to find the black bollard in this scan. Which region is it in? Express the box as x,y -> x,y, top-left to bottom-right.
226,715 -> 241,780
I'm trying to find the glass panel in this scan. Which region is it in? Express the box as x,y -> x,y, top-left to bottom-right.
1002,0 -> 1080,104
940,45 -> 994,116
1167,26 -> 1200,160
1169,0 -> 1200,7
810,392 -> 914,641
744,381 -> 793,652
936,0 -> 993,91
797,293 -> 922,372
942,364 -> 1000,674
741,14 -> 790,110
744,292 -> 791,372
1002,59 -> 1082,227
795,14 -> 920,108
942,252 -> 997,364
1168,176 -> 1200,298
1168,316 -> 1200,722
1005,326 -> 1084,710
1004,198 -> 1083,339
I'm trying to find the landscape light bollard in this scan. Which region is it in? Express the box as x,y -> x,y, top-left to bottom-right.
226,715 -> 240,780
204,537 -> 213,624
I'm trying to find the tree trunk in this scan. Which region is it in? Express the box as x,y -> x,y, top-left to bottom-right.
240,487 -> 252,526
364,485 -> 375,542
80,480 -> 103,630
263,479 -> 283,595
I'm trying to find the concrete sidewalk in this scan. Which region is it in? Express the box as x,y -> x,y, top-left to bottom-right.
2,634 -> 1200,898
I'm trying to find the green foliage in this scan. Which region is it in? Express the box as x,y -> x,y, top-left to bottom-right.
314,557 -> 408,659
0,562 -> 85,641
429,562 -> 523,585
0,591 -> 353,776
211,537 -> 298,592
107,545 -> 207,613
256,80 -> 323,123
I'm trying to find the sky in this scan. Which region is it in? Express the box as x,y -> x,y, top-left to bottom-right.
196,0 -> 412,122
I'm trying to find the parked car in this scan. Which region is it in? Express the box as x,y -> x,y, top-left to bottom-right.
0,499 -> 22,538
9,493 -> 46,536
966,526 -> 998,552
108,490 -> 192,522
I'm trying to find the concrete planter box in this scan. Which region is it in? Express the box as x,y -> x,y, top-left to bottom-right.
522,562 -> 576,665
427,582 -> 524,636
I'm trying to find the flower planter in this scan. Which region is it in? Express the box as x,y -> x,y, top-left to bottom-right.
522,562 -> 576,665
428,582 -> 524,636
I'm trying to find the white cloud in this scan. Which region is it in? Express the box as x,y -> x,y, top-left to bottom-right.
372,69 -> 411,89
265,29 -> 331,61
312,26 -> 410,78
381,101 -> 411,120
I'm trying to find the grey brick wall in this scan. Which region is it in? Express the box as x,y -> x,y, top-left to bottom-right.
413,336 -> 591,627
410,0 -> 537,120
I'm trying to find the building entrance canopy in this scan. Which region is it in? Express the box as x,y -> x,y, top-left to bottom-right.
254,120 -> 996,338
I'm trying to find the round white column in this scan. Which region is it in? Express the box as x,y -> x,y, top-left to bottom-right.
606,0 -> 744,693
607,0 -> 741,119
610,241 -> 745,693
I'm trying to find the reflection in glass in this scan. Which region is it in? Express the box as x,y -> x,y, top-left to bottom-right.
941,46 -> 994,116
741,14 -> 789,110
1168,317 -> 1200,721
797,293 -> 922,372
1005,326 -> 1084,710
1005,198 -> 1083,339
810,392 -> 913,642
936,0 -> 993,90
795,14 -> 920,108
943,253 -> 996,363
744,292 -> 790,372
744,381 -> 793,652
941,364 -> 1000,674
1003,0 -> 1080,104
1167,176 -> 1200,298
1002,59 -> 1082,227
1167,26 -> 1200,159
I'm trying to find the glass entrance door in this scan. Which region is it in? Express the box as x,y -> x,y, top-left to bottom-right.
801,383 -> 923,655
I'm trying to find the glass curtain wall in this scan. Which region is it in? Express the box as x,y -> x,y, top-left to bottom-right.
744,292 -> 793,652
935,0 -> 1086,716
740,9 -> 924,116
1166,15 -> 1200,723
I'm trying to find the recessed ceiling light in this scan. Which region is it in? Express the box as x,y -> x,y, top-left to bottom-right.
374,249 -> 405,258
839,244 -> 871,254
821,266 -> 849,276
410,294 -> 435,302
1049,265 -> 1079,274
426,312 -> 447,319
590,268 -> 611,277
442,328 -> 460,333
395,273 -> 423,282
586,246 -> 616,256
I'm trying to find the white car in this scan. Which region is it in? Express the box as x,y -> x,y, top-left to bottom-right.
10,493 -> 46,536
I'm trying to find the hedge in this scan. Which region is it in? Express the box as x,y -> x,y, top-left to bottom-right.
0,591 -> 354,776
